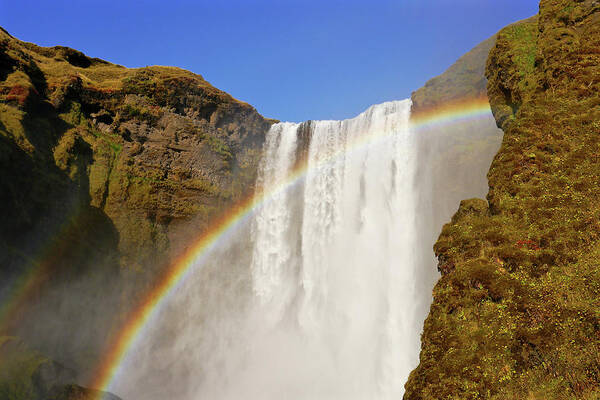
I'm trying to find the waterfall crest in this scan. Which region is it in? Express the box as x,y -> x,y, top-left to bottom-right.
243,100 -> 420,398
112,99 -> 502,400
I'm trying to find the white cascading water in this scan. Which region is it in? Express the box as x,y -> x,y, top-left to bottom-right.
249,122 -> 299,324
112,99 -> 502,400
247,100 -> 419,398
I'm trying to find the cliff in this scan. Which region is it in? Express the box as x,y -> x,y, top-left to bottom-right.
0,27 -> 273,391
408,26 -> 505,309
405,1 -> 600,399
0,26 -> 272,274
411,33 -> 496,114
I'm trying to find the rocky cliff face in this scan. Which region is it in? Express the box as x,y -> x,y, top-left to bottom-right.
0,27 -> 272,274
0,27 -> 273,391
405,1 -> 600,399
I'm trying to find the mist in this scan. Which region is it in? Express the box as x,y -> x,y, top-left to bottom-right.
106,100 -> 502,399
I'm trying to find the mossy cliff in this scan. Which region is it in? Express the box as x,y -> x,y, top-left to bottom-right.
0,26 -> 273,388
405,1 -> 600,399
0,27 -> 272,274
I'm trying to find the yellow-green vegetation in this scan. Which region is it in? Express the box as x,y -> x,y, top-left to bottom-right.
0,25 -> 271,273
0,25 -> 272,394
405,1 -> 600,399
205,135 -> 233,159
504,22 -> 537,84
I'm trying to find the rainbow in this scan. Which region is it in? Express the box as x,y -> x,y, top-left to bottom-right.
0,254 -> 46,333
86,96 -> 495,395
0,206 -> 90,336
410,96 -> 493,131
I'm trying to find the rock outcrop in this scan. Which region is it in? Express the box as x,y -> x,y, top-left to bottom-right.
405,1 -> 600,398
0,26 -> 273,274
0,26 -> 273,387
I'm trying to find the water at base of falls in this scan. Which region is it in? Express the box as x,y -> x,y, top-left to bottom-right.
112,99 -> 502,400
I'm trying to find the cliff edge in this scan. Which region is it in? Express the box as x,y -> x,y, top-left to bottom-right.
0,27 -> 273,389
405,1 -> 600,399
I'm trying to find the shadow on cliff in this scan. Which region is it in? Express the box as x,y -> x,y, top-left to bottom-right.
0,99 -> 125,383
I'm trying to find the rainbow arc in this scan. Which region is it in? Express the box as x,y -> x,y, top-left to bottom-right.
0,96 -> 496,396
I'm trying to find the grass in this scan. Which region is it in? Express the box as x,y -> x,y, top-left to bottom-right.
206,135 -> 233,160
405,2 -> 600,399
119,102 -> 159,124
504,22 -> 538,94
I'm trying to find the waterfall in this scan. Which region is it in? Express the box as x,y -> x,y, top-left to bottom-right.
250,122 -> 299,322
243,100 -> 420,398
112,99 -> 503,400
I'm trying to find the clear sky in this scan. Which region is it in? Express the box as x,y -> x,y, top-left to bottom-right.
1,0 -> 539,122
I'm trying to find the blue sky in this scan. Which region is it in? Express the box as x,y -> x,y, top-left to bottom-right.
1,1 -> 539,122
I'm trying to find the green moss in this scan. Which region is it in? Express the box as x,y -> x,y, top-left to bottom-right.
120,103 -> 159,124
501,22 -> 539,102
0,104 -> 29,149
58,101 -> 85,126
123,173 -> 221,197
406,1 -> 600,399
206,135 -> 232,160
3,70 -> 33,90
504,23 -> 537,79
88,127 -> 122,155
